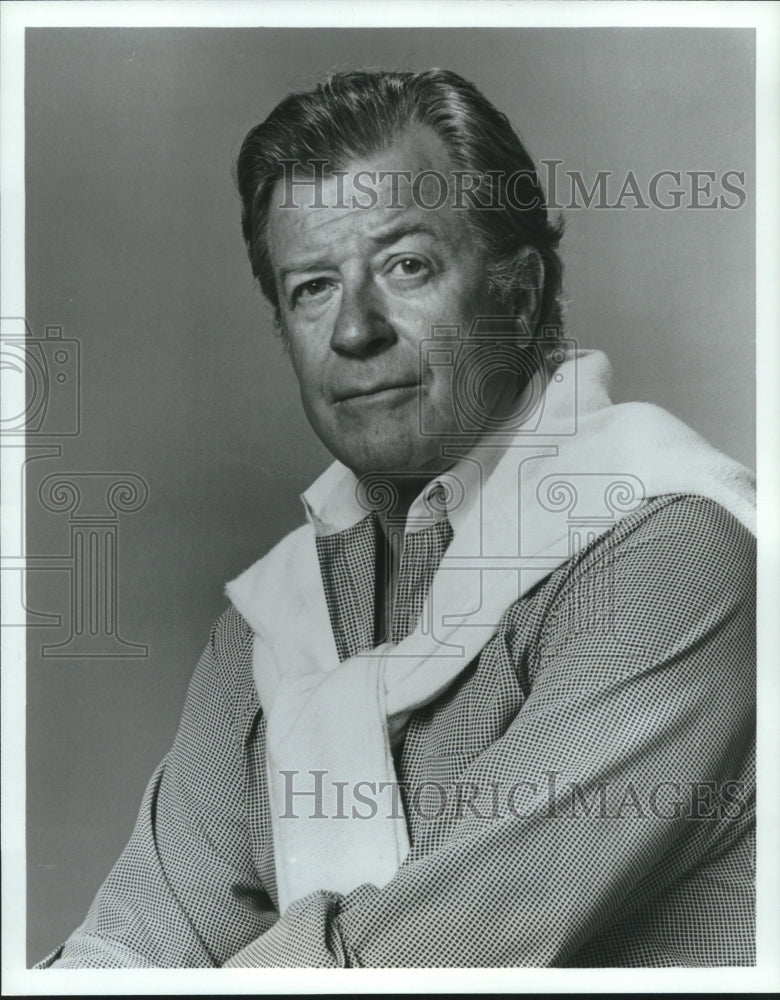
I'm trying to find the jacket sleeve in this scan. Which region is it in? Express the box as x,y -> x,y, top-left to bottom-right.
36,607 -> 277,968
224,496 -> 756,968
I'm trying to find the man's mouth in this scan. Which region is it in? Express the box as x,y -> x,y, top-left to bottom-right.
334,381 -> 420,402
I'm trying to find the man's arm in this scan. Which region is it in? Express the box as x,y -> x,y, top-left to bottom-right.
225,495 -> 756,967
37,607 -> 275,968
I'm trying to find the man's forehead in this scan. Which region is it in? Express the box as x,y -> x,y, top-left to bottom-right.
271,127 -> 469,214
270,195 -> 445,244
267,126 -> 471,259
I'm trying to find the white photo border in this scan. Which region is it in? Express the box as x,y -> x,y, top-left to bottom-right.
2,1 -> 778,994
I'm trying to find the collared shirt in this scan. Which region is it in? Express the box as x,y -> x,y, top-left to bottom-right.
301,444 -> 498,651
37,491 -> 756,968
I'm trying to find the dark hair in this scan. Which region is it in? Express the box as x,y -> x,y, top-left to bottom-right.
236,69 -> 564,333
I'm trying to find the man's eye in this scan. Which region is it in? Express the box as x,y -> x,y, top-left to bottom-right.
293,279 -> 333,304
391,257 -> 429,277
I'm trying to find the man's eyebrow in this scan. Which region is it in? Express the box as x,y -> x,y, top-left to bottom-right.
367,222 -> 440,250
279,258 -> 334,283
278,223 -> 439,283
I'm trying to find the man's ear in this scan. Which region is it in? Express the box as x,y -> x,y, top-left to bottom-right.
273,307 -> 293,355
513,247 -> 544,336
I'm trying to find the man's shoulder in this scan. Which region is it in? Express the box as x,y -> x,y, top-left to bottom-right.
583,492 -> 755,576
209,601 -> 254,667
559,492 -> 756,615
185,602 -> 258,733
538,492 -> 756,661
492,492 -> 757,715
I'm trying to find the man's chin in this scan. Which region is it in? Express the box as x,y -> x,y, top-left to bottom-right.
330,437 -> 451,480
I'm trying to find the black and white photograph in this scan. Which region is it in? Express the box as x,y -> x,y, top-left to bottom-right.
2,0 -> 777,992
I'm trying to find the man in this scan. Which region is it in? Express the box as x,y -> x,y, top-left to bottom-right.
38,69 -> 755,968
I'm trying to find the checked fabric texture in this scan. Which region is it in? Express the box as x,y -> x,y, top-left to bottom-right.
37,494 -> 755,968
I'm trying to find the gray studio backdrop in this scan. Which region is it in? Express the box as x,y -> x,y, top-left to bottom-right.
24,28 -> 754,964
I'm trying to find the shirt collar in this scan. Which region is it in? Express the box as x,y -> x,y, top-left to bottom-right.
301,432 -> 511,541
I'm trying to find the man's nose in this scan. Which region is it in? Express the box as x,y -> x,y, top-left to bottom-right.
329,277 -> 396,357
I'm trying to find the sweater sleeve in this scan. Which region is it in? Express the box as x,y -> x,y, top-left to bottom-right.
224,496 -> 756,968
36,607 -> 276,968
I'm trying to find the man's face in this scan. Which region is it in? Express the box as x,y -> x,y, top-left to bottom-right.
267,127 -> 531,477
